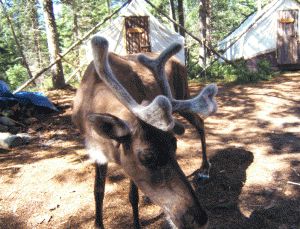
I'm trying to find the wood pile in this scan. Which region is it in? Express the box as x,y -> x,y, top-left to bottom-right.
0,81 -> 57,148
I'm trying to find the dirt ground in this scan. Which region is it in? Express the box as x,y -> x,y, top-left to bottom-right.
0,73 -> 299,229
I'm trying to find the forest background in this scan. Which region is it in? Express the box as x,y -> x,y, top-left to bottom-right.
0,0 -> 272,92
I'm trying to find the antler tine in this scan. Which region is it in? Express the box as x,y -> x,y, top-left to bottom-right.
137,43 -> 182,99
138,43 -> 218,117
91,36 -> 175,131
171,84 -> 218,116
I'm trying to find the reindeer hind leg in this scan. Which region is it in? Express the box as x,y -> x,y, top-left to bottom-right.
179,112 -> 211,180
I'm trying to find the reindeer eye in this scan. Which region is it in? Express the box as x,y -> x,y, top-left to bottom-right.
138,150 -> 157,168
138,149 -> 171,170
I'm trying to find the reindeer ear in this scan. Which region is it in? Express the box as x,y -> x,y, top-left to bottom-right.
88,114 -> 130,141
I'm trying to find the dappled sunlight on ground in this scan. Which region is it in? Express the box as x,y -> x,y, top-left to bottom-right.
189,73 -> 300,228
0,73 -> 299,228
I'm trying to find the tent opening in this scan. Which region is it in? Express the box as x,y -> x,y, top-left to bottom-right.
125,16 -> 151,54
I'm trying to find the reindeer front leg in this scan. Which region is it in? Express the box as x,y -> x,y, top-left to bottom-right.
129,180 -> 141,229
94,162 -> 108,229
179,112 -> 211,179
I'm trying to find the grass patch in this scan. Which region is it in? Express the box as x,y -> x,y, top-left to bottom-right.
188,59 -> 279,84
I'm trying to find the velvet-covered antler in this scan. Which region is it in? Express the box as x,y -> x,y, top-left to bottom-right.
137,44 -> 218,116
91,36 -> 217,132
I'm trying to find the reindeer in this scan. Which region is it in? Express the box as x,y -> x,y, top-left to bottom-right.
72,36 -> 218,229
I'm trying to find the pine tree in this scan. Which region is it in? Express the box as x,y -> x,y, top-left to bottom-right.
42,0 -> 65,89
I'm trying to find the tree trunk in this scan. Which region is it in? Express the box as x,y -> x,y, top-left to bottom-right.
14,0 -> 129,94
169,0 -> 178,32
42,0 -> 65,89
73,2 -> 81,80
198,0 -> 207,67
0,0 -> 34,82
206,0 -> 212,58
177,0 -> 185,37
29,0 -> 42,70
107,0 -> 112,22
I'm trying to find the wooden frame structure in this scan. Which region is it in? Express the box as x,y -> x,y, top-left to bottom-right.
125,16 -> 151,54
245,9 -> 300,71
277,9 -> 299,65
14,0 -> 235,92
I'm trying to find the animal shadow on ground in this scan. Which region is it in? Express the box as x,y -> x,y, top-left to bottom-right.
190,147 -> 300,228
190,148 -> 256,228
192,148 -> 254,207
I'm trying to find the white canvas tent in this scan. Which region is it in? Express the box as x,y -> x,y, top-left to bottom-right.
86,0 -> 185,64
218,0 -> 300,62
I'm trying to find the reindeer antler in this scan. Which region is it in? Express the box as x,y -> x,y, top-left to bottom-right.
137,45 -> 218,116
91,36 -> 217,132
91,36 -> 174,131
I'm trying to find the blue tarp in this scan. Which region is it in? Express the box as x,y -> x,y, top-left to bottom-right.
0,81 -> 57,111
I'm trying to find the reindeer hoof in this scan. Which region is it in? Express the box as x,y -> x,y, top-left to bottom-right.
193,173 -> 211,185
188,167 -> 212,185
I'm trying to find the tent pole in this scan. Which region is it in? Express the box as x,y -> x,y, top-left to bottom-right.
13,0 -> 130,94
221,0 -> 280,54
143,0 -> 239,69
204,40 -> 207,78
66,59 -> 88,83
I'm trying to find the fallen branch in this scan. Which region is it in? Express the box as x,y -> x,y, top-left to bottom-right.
7,117 -> 26,127
292,168 -> 300,176
0,165 -> 23,170
0,112 -> 26,127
